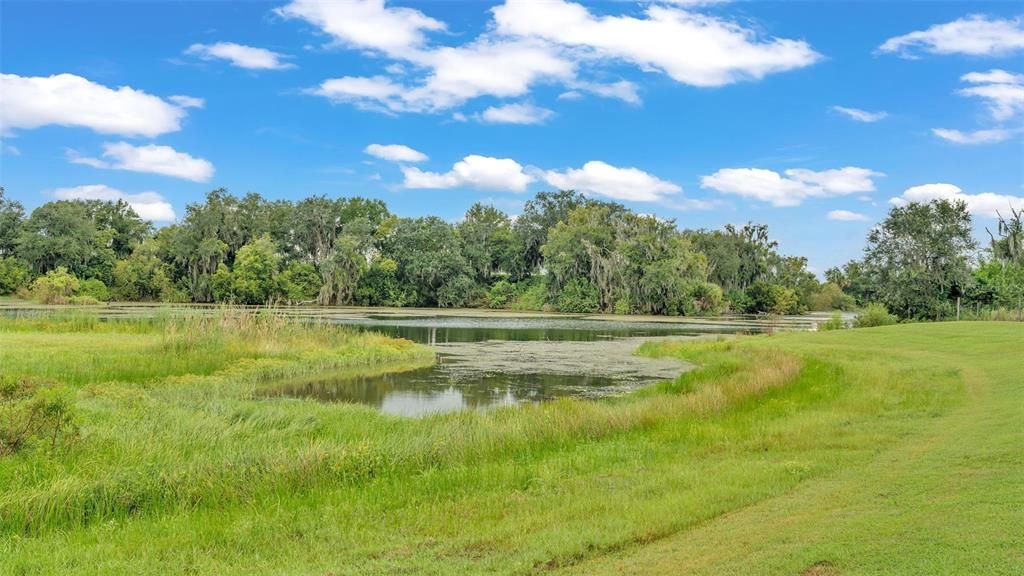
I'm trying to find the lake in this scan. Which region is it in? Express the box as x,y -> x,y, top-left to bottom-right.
0,302 -> 827,417
263,311 -> 823,416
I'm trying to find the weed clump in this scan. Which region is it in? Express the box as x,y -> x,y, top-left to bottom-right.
0,374 -> 78,456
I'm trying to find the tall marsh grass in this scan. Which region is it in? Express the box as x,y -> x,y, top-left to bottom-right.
0,313 -> 809,537
1,317 -> 994,575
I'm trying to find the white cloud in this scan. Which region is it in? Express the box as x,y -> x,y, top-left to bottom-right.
479,103 -> 554,124
493,0 -> 821,87
661,0 -> 730,6
409,39 -> 574,110
832,105 -> 887,123
185,42 -> 294,70
0,73 -> 195,137
891,183 -> 1024,218
542,160 -> 681,202
69,142 -> 214,182
932,69 -> 1024,142
878,15 -> 1024,57
1,142 -> 19,156
168,95 -> 205,109
307,76 -> 405,112
827,209 -> 869,222
962,69 -> 1024,84
569,80 -> 641,104
309,41 -> 574,113
364,143 -> 428,162
701,166 -> 882,207
932,127 -> 1013,145
957,68 -> 1024,121
275,0 -> 445,57
292,0 -> 818,115
52,184 -> 176,222
402,155 -> 534,192
558,90 -> 584,100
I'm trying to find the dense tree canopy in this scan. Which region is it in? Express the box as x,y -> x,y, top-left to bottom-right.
852,199 -> 976,320
3,187 -> 1017,321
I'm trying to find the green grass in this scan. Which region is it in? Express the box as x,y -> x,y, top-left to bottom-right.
0,317 -> 1020,575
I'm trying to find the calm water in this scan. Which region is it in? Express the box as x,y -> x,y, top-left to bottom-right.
262,362 -> 629,417
328,314 -> 799,343
262,314 -> 818,417
1,303 -> 822,417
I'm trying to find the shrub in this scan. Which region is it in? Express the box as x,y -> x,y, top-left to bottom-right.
0,257 -> 31,295
745,282 -> 799,315
555,278 -> 599,313
724,288 -> 751,314
807,282 -> 855,311
0,375 -> 78,457
279,261 -> 321,303
486,280 -> 517,309
112,240 -> 174,301
510,278 -> 547,311
681,281 -> 725,316
231,237 -> 281,304
613,297 -> 632,315
855,302 -> 897,328
30,267 -> 80,304
78,278 -> 110,302
355,258 -> 408,307
437,275 -> 475,308
209,263 -> 234,303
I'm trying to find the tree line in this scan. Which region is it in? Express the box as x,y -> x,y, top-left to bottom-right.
0,186 -> 1020,320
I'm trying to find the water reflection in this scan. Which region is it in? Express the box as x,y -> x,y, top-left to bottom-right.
263,360 -> 627,417
333,315 -> 769,344
0,303 -> 820,416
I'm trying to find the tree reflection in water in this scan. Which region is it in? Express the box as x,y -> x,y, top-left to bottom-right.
262,363 -> 629,417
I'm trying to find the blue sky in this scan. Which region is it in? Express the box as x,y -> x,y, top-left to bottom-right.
2,1 -> 1022,273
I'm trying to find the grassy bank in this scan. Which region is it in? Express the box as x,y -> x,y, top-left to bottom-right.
1,318 -> 1020,575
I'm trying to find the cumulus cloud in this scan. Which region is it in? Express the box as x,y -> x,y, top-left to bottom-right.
364,143 -> 428,162
0,73 -> 196,137
879,15 -> 1024,57
827,209 -> 869,222
289,0 -> 819,115
275,0 -> 445,57
701,166 -> 883,207
493,0 -> 820,87
542,160 -> 681,202
306,76 -> 405,112
891,183 -> 1024,218
308,40 -> 573,114
53,184 -> 176,222
69,142 -> 214,182
185,42 -> 294,70
409,39 -> 573,109
402,155 -> 534,192
832,106 -> 887,123
479,103 -> 554,124
932,127 -> 1013,145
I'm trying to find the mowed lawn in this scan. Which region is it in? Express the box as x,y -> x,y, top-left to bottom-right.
567,323 -> 1024,575
1,319 -> 1021,575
